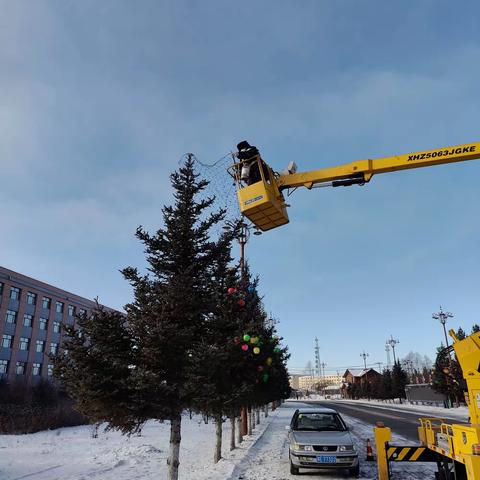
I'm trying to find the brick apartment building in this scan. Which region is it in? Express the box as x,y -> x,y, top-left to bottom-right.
0,266 -> 101,385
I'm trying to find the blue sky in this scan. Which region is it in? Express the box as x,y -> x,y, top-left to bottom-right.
2,1 -> 480,375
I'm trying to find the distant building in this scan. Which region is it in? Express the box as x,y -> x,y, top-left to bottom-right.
297,374 -> 343,391
0,266 -> 114,385
289,374 -> 302,390
341,368 -> 381,398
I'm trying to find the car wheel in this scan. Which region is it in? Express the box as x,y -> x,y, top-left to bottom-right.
290,460 -> 299,475
349,464 -> 360,477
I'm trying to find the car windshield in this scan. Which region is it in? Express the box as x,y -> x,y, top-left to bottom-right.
293,412 -> 346,432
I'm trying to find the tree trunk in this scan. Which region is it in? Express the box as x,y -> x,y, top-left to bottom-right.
248,407 -> 253,435
248,408 -> 255,435
241,407 -> 248,436
237,415 -> 243,444
256,408 -> 260,425
168,414 -> 182,480
230,415 -> 236,451
264,404 -> 268,417
214,414 -> 222,463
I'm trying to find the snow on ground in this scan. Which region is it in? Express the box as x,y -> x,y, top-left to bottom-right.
229,401 -> 436,480
0,402 -> 439,480
0,411 -> 270,480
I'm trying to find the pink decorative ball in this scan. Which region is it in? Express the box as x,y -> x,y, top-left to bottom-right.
241,344 -> 249,351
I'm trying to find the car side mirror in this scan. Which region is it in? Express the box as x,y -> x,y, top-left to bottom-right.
285,425 -> 291,431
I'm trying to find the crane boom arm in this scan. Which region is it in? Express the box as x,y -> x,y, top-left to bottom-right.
277,142 -> 480,190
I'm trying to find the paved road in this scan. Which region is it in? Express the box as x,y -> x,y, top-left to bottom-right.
302,400 -> 453,442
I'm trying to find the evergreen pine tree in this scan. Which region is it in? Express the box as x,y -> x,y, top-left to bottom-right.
379,369 -> 393,400
53,305 -> 137,431
391,361 -> 408,403
456,327 -> 466,340
187,231 -> 246,462
55,157 -> 224,480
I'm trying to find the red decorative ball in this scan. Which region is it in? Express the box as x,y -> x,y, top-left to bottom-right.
241,344 -> 249,351
238,299 -> 245,307
227,287 -> 236,295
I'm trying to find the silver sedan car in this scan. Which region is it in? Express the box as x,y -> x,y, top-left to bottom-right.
287,407 -> 359,477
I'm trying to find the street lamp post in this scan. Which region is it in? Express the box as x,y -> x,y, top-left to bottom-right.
387,336 -> 400,364
223,219 -> 262,439
360,350 -> 369,369
432,307 -> 455,407
432,307 -> 453,351
385,344 -> 391,369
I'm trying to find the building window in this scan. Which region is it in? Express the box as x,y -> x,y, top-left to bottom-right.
53,321 -> 61,333
50,343 -> 58,355
0,359 -> 8,374
16,361 -> 26,375
5,310 -> 17,324
55,301 -> 64,313
39,318 -> 48,330
23,314 -> 33,327
9,287 -> 20,300
32,363 -> 42,376
68,305 -> 75,317
42,297 -> 51,309
36,340 -> 45,353
26,292 -> 37,305
1,335 -> 13,348
79,308 -> 87,317
19,337 -> 30,351
47,364 -> 54,376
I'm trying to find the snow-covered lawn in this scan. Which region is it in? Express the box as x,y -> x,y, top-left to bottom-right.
0,402 -> 438,480
0,411 -> 270,480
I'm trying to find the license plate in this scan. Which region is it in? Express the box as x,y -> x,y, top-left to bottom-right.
317,455 -> 336,464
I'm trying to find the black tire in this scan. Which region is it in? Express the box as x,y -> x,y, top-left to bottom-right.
349,464 -> 360,477
290,461 -> 299,475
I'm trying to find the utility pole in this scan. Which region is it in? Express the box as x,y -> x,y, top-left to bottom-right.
387,336 -> 400,364
385,343 -> 391,369
321,362 -> 327,397
360,350 -> 369,369
432,307 -> 455,407
314,337 -> 321,377
375,362 -> 383,372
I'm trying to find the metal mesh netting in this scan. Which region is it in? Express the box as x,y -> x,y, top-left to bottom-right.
186,152 -> 241,233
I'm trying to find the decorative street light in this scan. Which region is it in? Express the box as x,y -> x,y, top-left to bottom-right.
222,219 -> 261,438
387,336 -> 400,364
223,219 -> 262,274
432,307 -> 455,407
432,307 -> 454,350
360,350 -> 369,369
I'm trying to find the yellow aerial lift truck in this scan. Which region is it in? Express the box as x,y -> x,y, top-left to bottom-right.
229,141 -> 480,478
374,330 -> 480,480
229,140 -> 480,232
